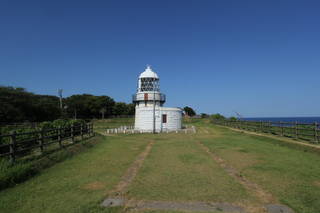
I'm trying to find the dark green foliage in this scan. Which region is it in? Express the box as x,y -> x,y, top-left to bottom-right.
52,119 -> 70,128
183,106 -> 196,116
0,127 -> 11,145
200,113 -> 209,118
0,86 -> 60,123
112,102 -> 135,116
38,119 -> 86,130
65,95 -> 134,119
65,94 -> 116,119
38,121 -> 53,130
0,86 -> 135,123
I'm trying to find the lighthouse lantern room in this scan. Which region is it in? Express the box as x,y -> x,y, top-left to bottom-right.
132,66 -> 182,132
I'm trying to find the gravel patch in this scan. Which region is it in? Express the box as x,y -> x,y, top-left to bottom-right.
265,204 -> 295,213
133,201 -> 246,212
101,198 -> 125,207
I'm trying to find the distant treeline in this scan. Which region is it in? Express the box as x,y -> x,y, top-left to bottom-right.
0,86 -> 135,123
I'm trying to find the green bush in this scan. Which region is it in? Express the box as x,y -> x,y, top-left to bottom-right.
52,119 -> 70,128
38,121 -> 54,130
0,119 -> 89,157
211,113 -> 226,120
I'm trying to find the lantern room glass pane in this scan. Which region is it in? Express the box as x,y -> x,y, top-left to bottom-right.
140,78 -> 160,92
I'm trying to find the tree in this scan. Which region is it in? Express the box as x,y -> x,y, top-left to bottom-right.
0,86 -> 60,122
183,106 -> 196,117
0,86 -> 135,122
99,108 -> 106,119
211,113 -> 226,120
200,113 -> 209,118
65,94 -> 115,119
126,103 -> 135,115
113,102 -> 128,116
229,116 -> 238,121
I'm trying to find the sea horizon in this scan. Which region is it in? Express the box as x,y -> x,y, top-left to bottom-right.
244,116 -> 320,124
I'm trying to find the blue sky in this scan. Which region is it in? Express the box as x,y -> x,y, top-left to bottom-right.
1,0 -> 319,117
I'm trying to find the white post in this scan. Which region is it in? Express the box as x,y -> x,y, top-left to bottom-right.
153,82 -> 156,134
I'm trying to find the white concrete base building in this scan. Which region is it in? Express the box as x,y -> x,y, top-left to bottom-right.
133,66 -> 182,133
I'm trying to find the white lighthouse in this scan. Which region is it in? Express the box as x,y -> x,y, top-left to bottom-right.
133,66 -> 182,133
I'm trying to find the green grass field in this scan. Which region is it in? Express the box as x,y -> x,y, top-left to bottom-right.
127,133 -> 254,203
93,118 -> 134,131
0,118 -> 320,213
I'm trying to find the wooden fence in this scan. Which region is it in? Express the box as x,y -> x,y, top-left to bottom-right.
0,123 -> 94,163
212,120 -> 319,143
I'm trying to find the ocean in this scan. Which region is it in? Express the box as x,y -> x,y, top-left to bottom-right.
244,117 -> 320,124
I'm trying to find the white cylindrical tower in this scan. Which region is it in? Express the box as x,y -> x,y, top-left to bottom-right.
133,66 -> 182,132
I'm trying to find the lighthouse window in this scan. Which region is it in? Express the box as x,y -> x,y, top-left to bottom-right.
140,78 -> 159,92
162,114 -> 167,123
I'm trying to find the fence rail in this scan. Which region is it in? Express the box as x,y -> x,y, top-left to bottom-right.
0,123 -> 94,162
212,120 -> 319,143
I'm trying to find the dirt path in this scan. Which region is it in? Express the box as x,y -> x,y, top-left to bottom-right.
197,141 -> 276,204
107,141 -> 154,197
196,141 -> 296,213
127,200 -> 246,213
101,134 -> 294,213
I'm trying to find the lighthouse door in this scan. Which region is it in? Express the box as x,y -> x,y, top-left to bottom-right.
162,114 -> 167,123
144,93 -> 148,106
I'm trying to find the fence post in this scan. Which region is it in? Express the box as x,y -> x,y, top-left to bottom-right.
39,128 -> 44,153
71,124 -> 75,143
314,122 -> 318,143
295,121 -> 298,139
280,121 -> 284,136
80,124 -> 84,140
269,121 -> 271,133
90,123 -> 93,136
58,126 -> 62,148
9,130 -> 16,163
87,123 -> 91,137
